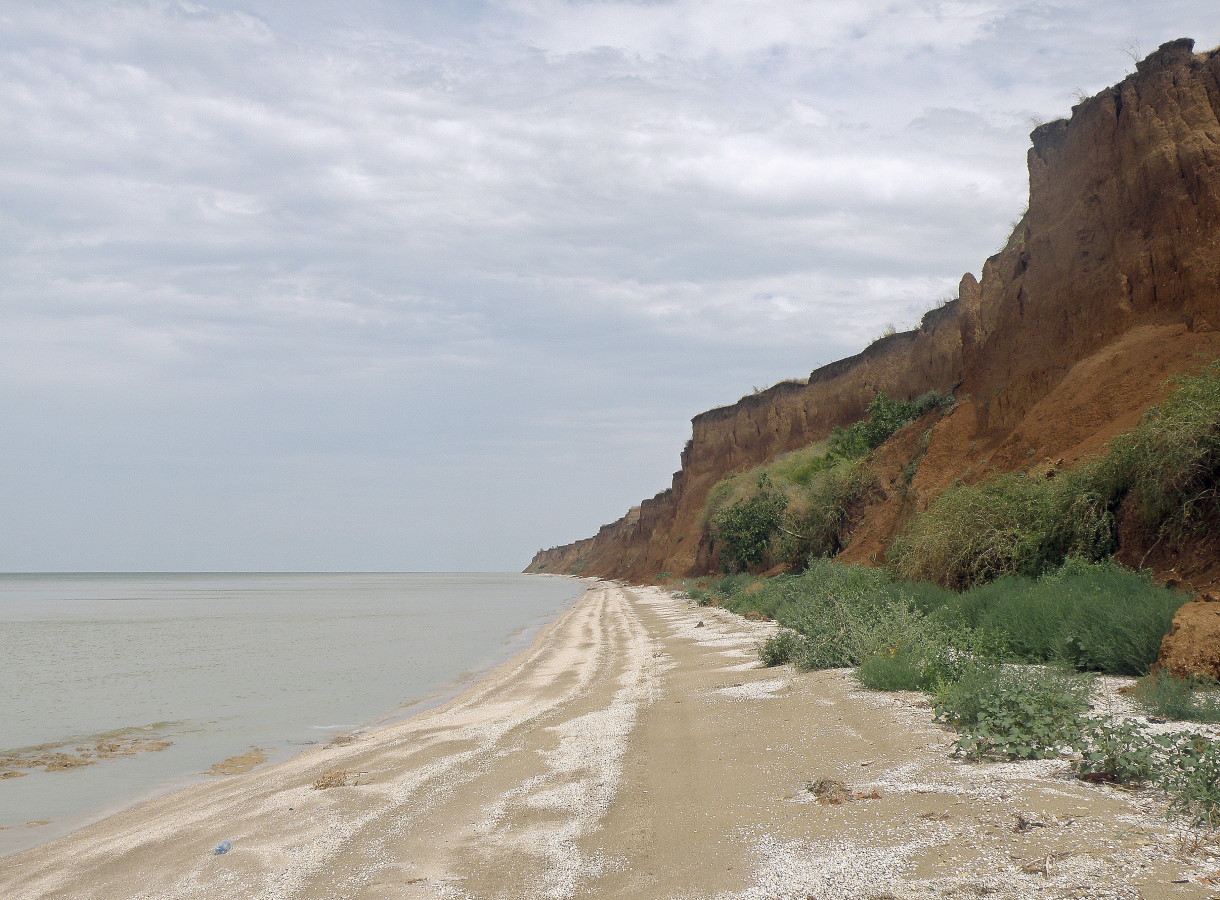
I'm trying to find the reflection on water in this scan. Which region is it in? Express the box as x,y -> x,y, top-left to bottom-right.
0,572 -> 583,856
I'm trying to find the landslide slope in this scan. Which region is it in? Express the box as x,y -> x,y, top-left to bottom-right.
527,39 -> 1220,591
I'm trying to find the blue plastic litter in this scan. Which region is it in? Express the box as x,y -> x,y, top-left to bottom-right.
214,840 -> 233,855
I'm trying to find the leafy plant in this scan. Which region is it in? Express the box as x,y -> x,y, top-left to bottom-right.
826,391 -> 953,461
934,665 -> 1092,760
1163,733 -> 1220,827
1073,720 -> 1164,784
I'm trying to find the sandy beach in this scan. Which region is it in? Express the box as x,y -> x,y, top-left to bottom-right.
2,581 -> 1219,899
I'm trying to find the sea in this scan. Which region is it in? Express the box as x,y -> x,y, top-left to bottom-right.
0,571 -> 586,857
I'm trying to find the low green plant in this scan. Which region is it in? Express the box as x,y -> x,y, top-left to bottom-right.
1073,719 -> 1164,784
1163,733 -> 1220,827
889,470 -> 1114,589
1132,671 -> 1220,723
973,559 -> 1186,676
934,665 -> 1092,760
758,629 -> 804,667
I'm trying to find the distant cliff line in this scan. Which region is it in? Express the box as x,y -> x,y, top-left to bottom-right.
528,38 -> 1220,591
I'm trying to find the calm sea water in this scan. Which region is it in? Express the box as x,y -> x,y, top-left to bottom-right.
0,572 -> 585,856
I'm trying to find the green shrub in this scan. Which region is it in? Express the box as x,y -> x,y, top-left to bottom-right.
711,474 -> 787,572
969,559 -> 1187,676
779,460 -> 876,562
934,664 -> 1092,760
1073,719 -> 1163,784
826,390 -> 954,461
1132,671 -> 1220,723
768,561 -> 939,670
770,445 -> 838,486
758,629 -> 804,667
684,573 -> 760,606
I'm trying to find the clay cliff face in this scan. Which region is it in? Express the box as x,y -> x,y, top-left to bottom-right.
528,39 -> 1220,590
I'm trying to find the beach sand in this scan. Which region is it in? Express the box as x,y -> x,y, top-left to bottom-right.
1,582 -> 1218,899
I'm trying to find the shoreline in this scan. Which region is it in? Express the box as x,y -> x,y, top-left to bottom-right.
3,582 -> 1218,899
0,573 -> 590,861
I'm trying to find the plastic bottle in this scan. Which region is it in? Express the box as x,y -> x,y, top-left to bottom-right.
214,840 -> 233,855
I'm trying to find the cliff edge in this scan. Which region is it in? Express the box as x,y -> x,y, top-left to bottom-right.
528,39 -> 1220,592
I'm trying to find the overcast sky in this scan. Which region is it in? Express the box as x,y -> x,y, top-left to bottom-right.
2,1 -> 1217,572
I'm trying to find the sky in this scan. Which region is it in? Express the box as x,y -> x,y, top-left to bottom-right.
2,1 -> 1218,572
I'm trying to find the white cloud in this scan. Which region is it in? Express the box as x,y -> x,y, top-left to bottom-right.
2,0 -> 1219,568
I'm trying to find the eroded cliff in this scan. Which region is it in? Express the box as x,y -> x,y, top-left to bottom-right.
528,39 -> 1220,591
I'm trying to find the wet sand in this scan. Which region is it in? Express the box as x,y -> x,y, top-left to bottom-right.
1,582 -> 1217,899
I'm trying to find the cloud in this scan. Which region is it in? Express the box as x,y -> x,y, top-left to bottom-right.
2,0 -> 1219,568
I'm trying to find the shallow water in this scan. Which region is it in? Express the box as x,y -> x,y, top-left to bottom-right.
0,572 -> 584,856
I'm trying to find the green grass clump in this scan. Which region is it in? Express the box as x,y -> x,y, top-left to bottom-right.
744,558 -> 1183,679
959,559 -> 1187,676
683,573 -> 760,606
889,471 -> 1114,589
778,461 -> 877,562
856,646 -> 932,691
758,629 -> 803,667
1132,671 -> 1220,723
1098,360 -> 1220,538
735,560 -> 952,674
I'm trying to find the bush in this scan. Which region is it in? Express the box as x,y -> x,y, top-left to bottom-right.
968,559 -> 1187,676
711,474 -> 787,572
758,629 -> 804,667
826,390 -> 953,461
759,560 -> 941,671
857,646 -> 932,691
779,461 -> 876,562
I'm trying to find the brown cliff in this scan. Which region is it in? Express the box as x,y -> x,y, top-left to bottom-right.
528,39 -> 1220,593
